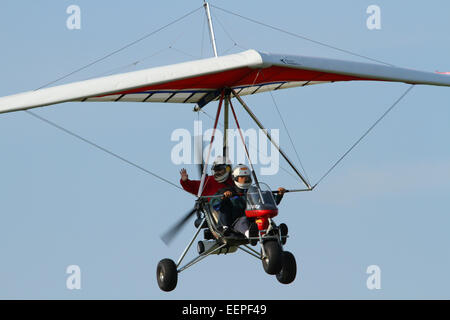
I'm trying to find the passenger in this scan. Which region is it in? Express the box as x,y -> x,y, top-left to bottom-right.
210,165 -> 256,243
179,156 -> 232,198
212,164 -> 286,245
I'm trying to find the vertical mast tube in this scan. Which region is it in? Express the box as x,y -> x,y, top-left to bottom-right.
203,1 -> 218,57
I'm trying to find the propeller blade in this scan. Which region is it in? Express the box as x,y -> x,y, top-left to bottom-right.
160,207 -> 198,245
197,160 -> 204,180
195,138 -> 206,179
193,133 -> 205,179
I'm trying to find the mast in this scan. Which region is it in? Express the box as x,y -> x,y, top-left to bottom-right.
196,2 -> 221,199
203,1 -> 218,57
204,1 -> 228,159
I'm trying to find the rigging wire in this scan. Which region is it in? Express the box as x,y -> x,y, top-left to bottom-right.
24,110 -> 191,195
35,5 -> 203,91
313,85 -> 415,188
86,24 -> 200,80
211,5 -> 395,67
200,8 -> 207,58
24,6 -> 205,195
269,91 -> 311,186
168,46 -> 200,59
87,47 -> 169,79
210,9 -> 248,52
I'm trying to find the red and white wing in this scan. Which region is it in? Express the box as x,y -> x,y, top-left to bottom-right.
1,49 -> 450,114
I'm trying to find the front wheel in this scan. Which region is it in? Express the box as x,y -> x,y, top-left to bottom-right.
276,251 -> 297,284
261,240 -> 283,275
156,259 -> 178,292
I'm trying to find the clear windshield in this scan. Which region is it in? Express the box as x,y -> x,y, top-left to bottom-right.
246,183 -> 277,210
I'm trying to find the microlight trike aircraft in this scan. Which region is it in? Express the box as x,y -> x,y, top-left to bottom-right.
0,2 -> 449,292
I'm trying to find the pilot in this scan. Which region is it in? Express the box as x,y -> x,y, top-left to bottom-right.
179,156 -> 232,198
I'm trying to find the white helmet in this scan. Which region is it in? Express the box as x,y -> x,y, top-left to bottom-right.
232,164 -> 252,190
211,156 -> 232,183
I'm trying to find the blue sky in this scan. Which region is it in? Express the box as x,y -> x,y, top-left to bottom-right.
0,0 -> 449,299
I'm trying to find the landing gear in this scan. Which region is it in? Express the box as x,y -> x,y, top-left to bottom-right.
257,222 -> 296,284
261,240 -> 283,275
276,251 -> 297,284
156,259 -> 178,292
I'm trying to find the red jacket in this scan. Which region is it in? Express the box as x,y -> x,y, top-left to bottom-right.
180,175 -> 232,197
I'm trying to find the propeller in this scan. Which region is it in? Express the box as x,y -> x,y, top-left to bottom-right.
160,202 -> 201,245
161,135 -> 207,245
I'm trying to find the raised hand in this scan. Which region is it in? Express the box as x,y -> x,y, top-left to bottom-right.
180,168 -> 188,182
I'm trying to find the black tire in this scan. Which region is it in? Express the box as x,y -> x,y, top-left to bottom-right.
261,240 -> 283,275
276,251 -> 297,284
156,259 -> 178,292
197,241 -> 205,254
279,223 -> 288,245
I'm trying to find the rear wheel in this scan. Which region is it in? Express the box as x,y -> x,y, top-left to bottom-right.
261,240 -> 283,275
276,251 -> 297,284
156,259 -> 178,292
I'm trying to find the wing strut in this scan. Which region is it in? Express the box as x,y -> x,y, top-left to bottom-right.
231,89 -> 313,190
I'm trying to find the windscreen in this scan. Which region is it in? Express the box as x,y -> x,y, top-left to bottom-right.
246,183 -> 277,210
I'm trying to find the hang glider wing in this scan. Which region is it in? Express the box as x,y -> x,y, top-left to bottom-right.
1,49 -> 450,114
